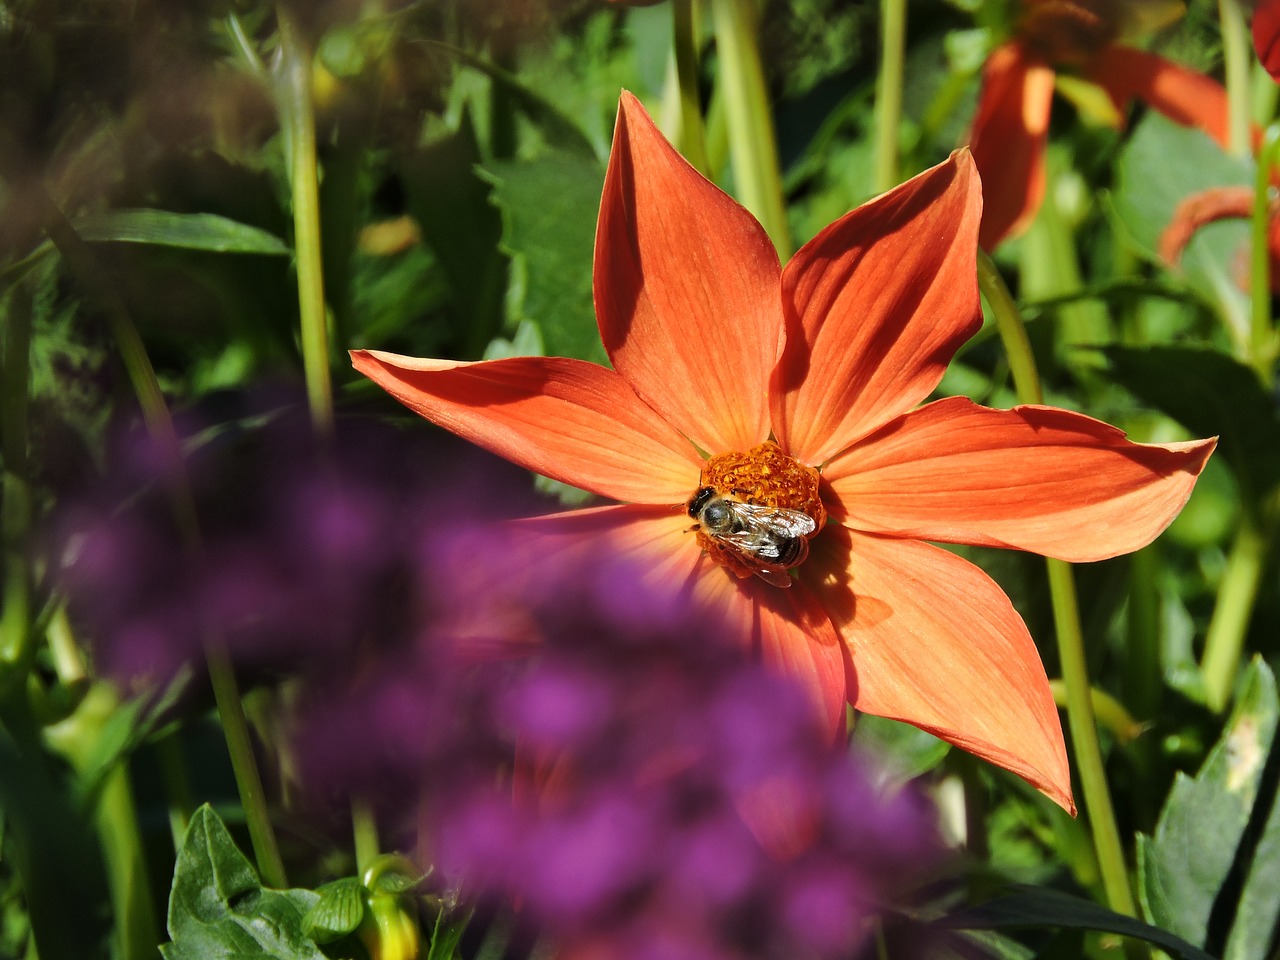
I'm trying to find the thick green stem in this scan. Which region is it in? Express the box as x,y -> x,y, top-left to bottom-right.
352,797 -> 380,874
872,0 -> 906,194
1048,680 -> 1145,745
672,0 -> 710,177
1201,516 -> 1270,713
710,0 -> 791,258
1220,0 -> 1253,157
978,250 -> 1138,920
277,9 -> 334,437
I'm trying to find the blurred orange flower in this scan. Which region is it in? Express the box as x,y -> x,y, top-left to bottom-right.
969,0 -> 1231,248
354,92 -> 1215,812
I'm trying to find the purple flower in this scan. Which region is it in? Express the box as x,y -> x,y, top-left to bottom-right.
292,527 -> 949,960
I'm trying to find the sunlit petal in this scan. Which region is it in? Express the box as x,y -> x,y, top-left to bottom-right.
772,152 -> 983,464
595,92 -> 781,454
804,527 -> 1073,813
351,350 -> 702,504
968,41 -> 1055,250
823,397 -> 1217,562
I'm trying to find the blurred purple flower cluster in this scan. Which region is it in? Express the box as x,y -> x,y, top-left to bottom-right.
295,528 -> 949,960
53,395 -> 535,685
54,394 -> 950,958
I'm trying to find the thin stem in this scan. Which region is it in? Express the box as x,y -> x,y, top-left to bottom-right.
710,0 -> 791,258
672,0 -> 710,177
352,797 -> 380,874
156,732 -> 195,852
1251,125 -> 1280,379
1220,0 -> 1253,157
872,0 -> 906,194
0,281 -> 33,690
1201,515 -> 1270,712
1048,680 -> 1145,746
32,183 -> 288,889
978,250 -> 1138,919
277,8 -> 334,437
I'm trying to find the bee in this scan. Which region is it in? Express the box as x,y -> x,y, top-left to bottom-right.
687,486 -> 817,588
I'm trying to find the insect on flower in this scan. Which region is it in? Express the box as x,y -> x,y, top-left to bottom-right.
687,486 -> 816,588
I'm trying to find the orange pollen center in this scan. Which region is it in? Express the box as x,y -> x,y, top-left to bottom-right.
689,442 -> 826,581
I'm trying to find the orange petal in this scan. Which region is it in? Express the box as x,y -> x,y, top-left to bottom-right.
823,397 -> 1216,562
692,568 -> 851,740
804,526 -> 1073,813
772,152 -> 983,465
967,41 -> 1055,250
595,92 -> 781,454
515,503 -> 703,587
350,350 -> 702,504
1090,45 -> 1231,149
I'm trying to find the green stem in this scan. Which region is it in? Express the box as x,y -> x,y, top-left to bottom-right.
710,0 -> 791,258
1251,125 -> 1280,379
1220,0 -> 1253,157
1124,547 -> 1162,722
0,281 -> 33,692
207,641 -> 289,887
277,8 -> 334,437
33,184 -> 288,888
872,0 -> 906,194
1201,515 -> 1270,713
978,250 -> 1138,919
352,797 -> 380,874
672,0 -> 711,177
156,732 -> 195,851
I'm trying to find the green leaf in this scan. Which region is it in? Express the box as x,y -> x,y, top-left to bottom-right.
851,714 -> 951,786
1101,345 -> 1280,504
1111,112 -> 1254,329
480,153 -> 608,365
939,884 -> 1217,960
161,805 -> 323,960
1138,658 -> 1280,959
302,878 -> 365,943
72,209 -> 291,255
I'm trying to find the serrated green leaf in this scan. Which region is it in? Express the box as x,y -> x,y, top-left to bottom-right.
1138,659 -> 1279,957
72,209 -> 290,255
939,884 -> 1217,960
480,153 -> 607,365
1101,345 -> 1280,504
162,805 -> 323,960
302,878 -> 365,943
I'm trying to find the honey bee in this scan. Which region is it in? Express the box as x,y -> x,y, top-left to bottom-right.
687,486 -> 817,588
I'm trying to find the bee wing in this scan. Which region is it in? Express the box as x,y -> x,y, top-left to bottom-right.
715,527 -> 786,560
731,502 -> 817,538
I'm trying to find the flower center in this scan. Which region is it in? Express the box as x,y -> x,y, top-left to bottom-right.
1017,0 -> 1119,67
686,442 -> 825,584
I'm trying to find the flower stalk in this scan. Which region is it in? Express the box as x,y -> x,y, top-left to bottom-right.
978,250 -> 1138,919
277,7 -> 334,437
1220,0 -> 1253,157
710,0 -> 791,258
672,0 -> 711,177
33,183 -> 289,890
873,0 -> 907,194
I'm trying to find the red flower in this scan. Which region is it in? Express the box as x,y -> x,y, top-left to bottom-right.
970,0 -> 1232,249
353,93 -> 1214,812
1255,0 -> 1280,80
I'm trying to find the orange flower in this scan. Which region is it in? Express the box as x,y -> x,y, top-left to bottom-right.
970,0 -> 1232,249
353,92 -> 1214,813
